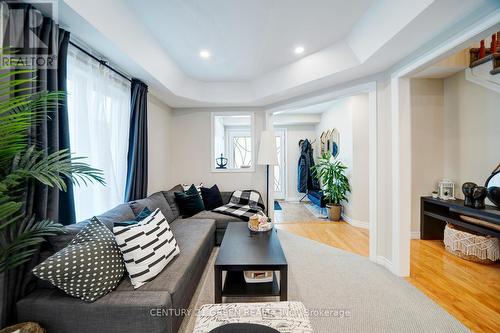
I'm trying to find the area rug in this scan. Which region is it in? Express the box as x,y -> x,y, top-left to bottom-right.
303,202 -> 328,219
274,200 -> 282,210
179,230 -> 469,333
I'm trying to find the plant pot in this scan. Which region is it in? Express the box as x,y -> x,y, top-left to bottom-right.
326,204 -> 342,221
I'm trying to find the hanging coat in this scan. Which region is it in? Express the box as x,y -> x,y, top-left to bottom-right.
297,139 -> 320,193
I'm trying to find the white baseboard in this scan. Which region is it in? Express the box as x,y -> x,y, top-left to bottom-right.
376,256 -> 393,271
342,214 -> 369,229
411,231 -> 421,239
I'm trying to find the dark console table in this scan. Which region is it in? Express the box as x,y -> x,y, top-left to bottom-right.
420,196 -> 500,240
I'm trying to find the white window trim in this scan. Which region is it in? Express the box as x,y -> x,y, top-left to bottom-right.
211,111 -> 255,173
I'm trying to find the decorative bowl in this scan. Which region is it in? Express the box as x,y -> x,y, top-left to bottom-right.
248,221 -> 273,232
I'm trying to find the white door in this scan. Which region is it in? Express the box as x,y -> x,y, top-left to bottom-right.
274,129 -> 286,200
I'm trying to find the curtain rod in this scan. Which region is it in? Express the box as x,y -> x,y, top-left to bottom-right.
68,41 -> 132,83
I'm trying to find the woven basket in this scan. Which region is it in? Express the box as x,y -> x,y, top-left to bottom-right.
443,224 -> 499,264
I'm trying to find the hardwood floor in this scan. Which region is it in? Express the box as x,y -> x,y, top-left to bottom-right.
276,221 -> 369,256
407,239 -> 500,333
274,203 -> 500,333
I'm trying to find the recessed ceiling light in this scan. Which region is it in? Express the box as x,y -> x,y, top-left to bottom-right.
294,46 -> 305,54
199,50 -> 210,58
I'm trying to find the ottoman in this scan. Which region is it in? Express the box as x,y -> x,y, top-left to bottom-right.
193,301 -> 313,333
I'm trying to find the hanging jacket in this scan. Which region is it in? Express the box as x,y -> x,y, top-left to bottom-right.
297,139 -> 320,193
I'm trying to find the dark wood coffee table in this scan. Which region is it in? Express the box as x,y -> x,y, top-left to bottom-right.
214,223 -> 288,303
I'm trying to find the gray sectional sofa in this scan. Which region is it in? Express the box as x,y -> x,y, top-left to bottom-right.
16,185 -> 249,333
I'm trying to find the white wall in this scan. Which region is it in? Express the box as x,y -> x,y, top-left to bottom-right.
147,94 -> 173,194
316,98 -> 354,171
376,78 -> 393,262
314,94 -> 370,225
275,125 -> 316,201
169,108 -> 266,196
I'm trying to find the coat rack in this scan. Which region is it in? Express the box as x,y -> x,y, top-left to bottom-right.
298,138 -> 316,147
298,138 -> 318,202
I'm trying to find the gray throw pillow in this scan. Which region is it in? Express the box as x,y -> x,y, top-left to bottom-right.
32,217 -> 125,302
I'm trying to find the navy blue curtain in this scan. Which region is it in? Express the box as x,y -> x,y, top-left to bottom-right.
125,79 -> 148,201
1,3 -> 73,326
7,3 -> 75,226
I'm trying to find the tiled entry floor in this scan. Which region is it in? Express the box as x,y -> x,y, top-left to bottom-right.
274,201 -> 325,223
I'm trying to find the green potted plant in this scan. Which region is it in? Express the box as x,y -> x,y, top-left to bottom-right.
311,153 -> 350,221
0,67 -> 105,273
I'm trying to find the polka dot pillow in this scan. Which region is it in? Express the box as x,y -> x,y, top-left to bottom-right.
32,217 -> 125,302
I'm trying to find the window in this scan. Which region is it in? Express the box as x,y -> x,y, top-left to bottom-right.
274,130 -> 286,199
67,45 -> 131,221
227,129 -> 252,168
233,136 -> 252,168
212,113 -> 254,172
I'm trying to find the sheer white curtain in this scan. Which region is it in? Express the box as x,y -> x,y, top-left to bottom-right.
67,45 -> 131,221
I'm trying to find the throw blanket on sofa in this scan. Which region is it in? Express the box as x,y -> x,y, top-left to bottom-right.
213,190 -> 265,221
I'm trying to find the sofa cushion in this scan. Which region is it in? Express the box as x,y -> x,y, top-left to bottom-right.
189,210 -> 245,229
163,185 -> 184,220
114,209 -> 180,289
136,207 -> 153,221
220,191 -> 233,205
182,182 -> 203,196
174,191 -> 205,218
129,191 -> 175,223
201,185 -> 224,210
17,289 -> 172,333
113,207 -> 152,227
115,219 -> 215,310
33,218 -> 125,302
48,203 -> 136,253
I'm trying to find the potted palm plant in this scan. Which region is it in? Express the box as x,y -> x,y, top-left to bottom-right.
0,67 -> 105,274
311,153 -> 350,221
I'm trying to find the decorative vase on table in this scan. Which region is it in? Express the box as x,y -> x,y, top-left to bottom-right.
462,182 -> 477,207
216,154 -> 228,169
472,186 -> 487,209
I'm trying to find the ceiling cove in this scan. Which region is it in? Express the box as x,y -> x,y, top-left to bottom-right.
60,0 -> 500,107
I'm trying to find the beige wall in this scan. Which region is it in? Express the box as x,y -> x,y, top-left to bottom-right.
443,71 -> 500,195
410,71 -> 500,233
169,108 -> 267,196
314,94 -> 369,224
410,78 -> 444,233
147,94 -> 173,194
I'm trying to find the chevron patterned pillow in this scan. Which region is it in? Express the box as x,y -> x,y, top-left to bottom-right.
113,208 -> 180,288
